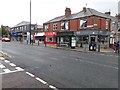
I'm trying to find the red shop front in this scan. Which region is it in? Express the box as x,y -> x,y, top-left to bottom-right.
44,32 -> 57,44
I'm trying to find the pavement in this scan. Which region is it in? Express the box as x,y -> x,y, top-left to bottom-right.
38,43 -> 115,54
10,41 -> 116,54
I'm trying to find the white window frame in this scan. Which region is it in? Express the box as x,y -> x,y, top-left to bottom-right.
53,23 -> 57,31
80,18 -> 87,29
45,25 -> 49,31
61,21 -> 69,30
106,19 -> 109,29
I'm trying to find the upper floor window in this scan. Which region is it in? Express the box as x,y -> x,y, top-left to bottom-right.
53,23 -> 57,31
24,26 -> 27,30
31,26 -> 34,30
80,18 -> 87,29
106,19 -> 109,29
61,21 -> 69,30
45,25 -> 49,31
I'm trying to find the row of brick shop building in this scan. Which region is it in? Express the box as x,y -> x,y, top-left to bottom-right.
10,7 -> 119,50
43,7 -> 114,50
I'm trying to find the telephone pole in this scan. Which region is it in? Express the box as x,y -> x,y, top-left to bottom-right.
30,0 -> 31,44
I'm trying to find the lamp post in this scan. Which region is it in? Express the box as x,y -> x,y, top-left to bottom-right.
29,0 -> 31,44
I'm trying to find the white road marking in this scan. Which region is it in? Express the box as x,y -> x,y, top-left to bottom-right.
79,59 -> 118,70
35,77 -> 47,84
0,57 -> 5,60
15,67 -> 24,71
3,69 -> 11,73
0,69 -> 24,75
49,85 -> 57,90
26,72 -> 35,77
9,63 -> 16,67
0,64 -> 6,68
4,60 -> 10,63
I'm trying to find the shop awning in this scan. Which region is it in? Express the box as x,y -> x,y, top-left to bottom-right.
35,32 -> 44,36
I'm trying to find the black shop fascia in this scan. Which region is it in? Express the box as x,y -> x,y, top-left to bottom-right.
57,31 -> 76,48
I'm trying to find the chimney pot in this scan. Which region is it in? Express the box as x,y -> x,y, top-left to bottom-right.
65,7 -> 71,16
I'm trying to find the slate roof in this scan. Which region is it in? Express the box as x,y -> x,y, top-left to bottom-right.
44,7 -> 113,24
14,21 -> 30,27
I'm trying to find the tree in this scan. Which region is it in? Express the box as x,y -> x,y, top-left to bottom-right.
1,25 -> 8,37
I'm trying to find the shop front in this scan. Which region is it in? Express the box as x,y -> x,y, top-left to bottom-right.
57,31 -> 76,48
75,30 -> 110,51
34,32 -> 44,43
44,32 -> 57,44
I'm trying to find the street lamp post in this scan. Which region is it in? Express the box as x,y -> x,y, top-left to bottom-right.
30,0 -> 31,44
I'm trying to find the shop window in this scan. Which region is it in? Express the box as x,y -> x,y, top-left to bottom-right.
46,37 -> 56,42
80,18 -> 87,29
61,21 -> 69,30
45,25 -> 49,31
53,23 -> 57,31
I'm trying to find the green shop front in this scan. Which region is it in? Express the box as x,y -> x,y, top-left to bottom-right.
57,31 -> 76,48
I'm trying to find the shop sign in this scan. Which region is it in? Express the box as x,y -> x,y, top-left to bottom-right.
45,32 -> 56,36
12,32 -> 18,36
71,36 -> 76,47
57,31 -> 74,36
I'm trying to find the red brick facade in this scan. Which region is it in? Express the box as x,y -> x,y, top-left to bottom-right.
44,16 -> 111,32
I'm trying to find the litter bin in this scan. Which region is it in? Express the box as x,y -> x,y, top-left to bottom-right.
89,43 -> 96,51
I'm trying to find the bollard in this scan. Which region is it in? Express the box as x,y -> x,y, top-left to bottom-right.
98,44 -> 100,52
45,43 -> 46,47
38,41 -> 39,46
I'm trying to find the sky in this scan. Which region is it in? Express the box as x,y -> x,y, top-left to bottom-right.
0,0 -> 119,27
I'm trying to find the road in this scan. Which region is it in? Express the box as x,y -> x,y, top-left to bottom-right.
1,41 -> 118,88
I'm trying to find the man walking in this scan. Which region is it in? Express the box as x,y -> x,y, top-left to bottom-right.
116,41 -> 119,53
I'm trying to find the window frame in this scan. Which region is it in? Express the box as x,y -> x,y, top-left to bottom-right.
53,23 -> 57,31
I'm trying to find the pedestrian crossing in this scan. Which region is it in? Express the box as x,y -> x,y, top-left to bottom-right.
0,59 -> 24,75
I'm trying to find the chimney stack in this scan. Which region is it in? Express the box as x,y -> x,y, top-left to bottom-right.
105,12 -> 111,15
83,7 -> 86,12
65,7 -> 71,17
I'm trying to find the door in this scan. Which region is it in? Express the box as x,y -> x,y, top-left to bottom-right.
89,36 -> 97,51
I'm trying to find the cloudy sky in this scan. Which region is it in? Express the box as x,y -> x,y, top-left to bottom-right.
0,0 -> 119,27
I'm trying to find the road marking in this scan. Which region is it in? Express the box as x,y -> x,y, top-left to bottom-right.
35,77 -> 47,84
0,57 -> 5,60
9,63 -> 16,67
0,64 -> 6,68
3,69 -> 11,73
49,85 -> 58,90
79,59 -> 118,70
26,72 -> 35,77
0,69 -> 24,75
4,60 -> 10,63
15,67 -> 24,71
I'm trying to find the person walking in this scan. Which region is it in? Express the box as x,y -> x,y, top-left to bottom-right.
116,41 -> 119,53
114,42 -> 117,53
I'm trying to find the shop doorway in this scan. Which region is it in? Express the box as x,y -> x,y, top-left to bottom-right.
89,36 -> 97,51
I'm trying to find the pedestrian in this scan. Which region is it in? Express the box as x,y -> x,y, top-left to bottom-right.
114,42 -> 117,53
116,41 -> 119,53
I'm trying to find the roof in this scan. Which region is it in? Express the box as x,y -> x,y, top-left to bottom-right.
44,7 -> 113,24
14,21 -> 30,27
37,25 -> 43,28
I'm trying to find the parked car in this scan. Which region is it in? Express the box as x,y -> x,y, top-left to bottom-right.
2,37 -> 10,42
